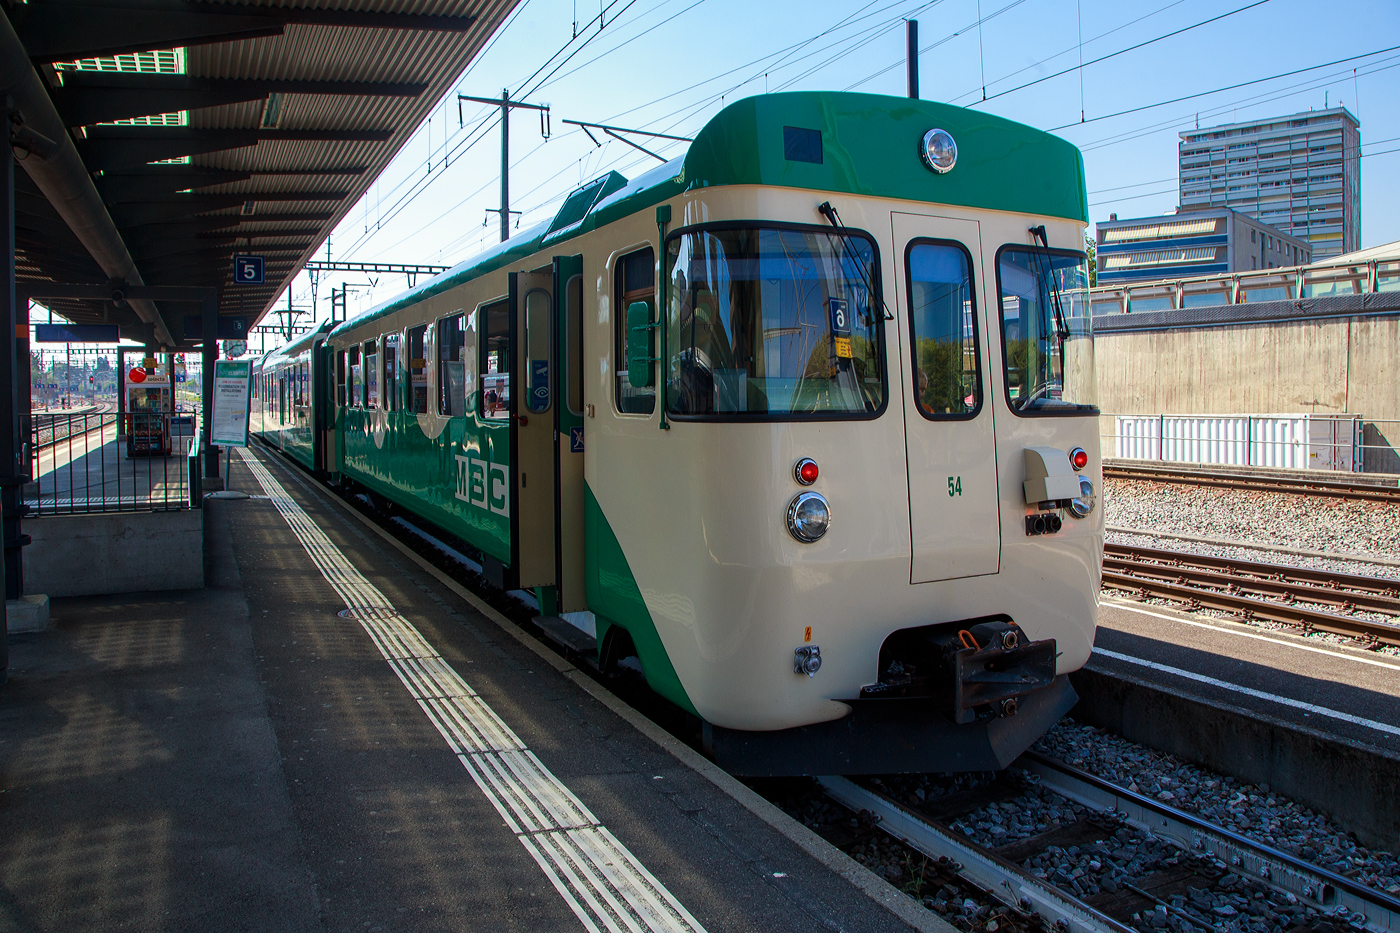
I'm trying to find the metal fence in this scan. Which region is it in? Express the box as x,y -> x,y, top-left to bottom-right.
25,411 -> 204,514
1104,414 -> 1400,474
1091,256 -> 1400,314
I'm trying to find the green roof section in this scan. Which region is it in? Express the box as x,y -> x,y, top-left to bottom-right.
330,91 -> 1086,340
679,92 -> 1088,223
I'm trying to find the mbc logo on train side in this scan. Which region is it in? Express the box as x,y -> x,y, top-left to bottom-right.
453,452 -> 509,516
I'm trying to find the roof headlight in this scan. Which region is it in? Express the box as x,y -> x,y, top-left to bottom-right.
787,492 -> 830,543
920,128 -> 957,174
1069,476 -> 1095,519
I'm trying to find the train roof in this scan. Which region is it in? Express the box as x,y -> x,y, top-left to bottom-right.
257,319 -> 333,368
329,91 -> 1087,340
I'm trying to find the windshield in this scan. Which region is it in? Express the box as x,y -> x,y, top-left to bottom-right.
665,226 -> 884,419
997,247 -> 1097,415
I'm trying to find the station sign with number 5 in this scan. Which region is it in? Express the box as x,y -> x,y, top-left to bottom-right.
234,255 -> 265,285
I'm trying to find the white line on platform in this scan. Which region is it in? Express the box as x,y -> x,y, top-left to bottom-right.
1093,647 -> 1400,738
236,448 -> 706,933
1101,598 -> 1400,672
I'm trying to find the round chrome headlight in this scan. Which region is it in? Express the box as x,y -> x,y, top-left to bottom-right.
920,128 -> 957,174
1069,476 -> 1095,518
787,492 -> 830,543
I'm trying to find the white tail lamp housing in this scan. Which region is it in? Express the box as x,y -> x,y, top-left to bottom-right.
1022,447 -> 1083,505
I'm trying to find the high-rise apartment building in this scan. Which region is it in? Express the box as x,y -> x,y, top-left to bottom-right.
1178,108 -> 1360,260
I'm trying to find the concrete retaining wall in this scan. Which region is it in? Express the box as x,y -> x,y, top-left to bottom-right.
24,509 -> 204,597
1094,314 -> 1400,472
1095,313 -> 1400,420
1070,665 -> 1400,851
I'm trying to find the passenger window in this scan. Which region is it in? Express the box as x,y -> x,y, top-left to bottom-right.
567,274 -> 583,416
437,313 -> 466,417
524,288 -> 551,413
407,324 -> 428,413
336,351 -> 346,407
907,241 -> 981,419
615,247 -> 655,414
348,345 -> 361,407
383,334 -> 399,412
479,300 -> 510,420
364,340 -> 379,408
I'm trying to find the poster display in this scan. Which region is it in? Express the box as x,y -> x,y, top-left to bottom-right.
211,359 -> 252,447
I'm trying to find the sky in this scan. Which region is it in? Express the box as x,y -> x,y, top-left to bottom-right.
262,0 -> 1400,345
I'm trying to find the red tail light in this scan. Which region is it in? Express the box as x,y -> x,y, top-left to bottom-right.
1070,447 -> 1089,470
795,458 -> 819,485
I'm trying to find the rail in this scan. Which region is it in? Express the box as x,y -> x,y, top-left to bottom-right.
1101,543 -> 1400,648
819,752 -> 1400,933
25,410 -> 199,514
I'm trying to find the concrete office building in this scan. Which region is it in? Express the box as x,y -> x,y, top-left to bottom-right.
1095,207 -> 1309,284
1178,107 -> 1360,260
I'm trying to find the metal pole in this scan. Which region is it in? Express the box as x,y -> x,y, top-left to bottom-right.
500,88 -> 510,243
907,20 -> 919,99
0,104 -> 17,669
115,346 -> 125,442
202,292 -> 221,489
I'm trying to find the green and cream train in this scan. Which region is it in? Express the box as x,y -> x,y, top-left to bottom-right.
252,91 -> 1103,775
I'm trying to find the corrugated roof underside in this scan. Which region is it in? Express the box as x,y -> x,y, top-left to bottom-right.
178,0 -> 519,325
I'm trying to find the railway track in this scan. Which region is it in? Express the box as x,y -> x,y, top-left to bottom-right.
818,752 -> 1400,933
1102,544 -> 1400,649
31,404 -> 116,450
1103,462 -> 1400,505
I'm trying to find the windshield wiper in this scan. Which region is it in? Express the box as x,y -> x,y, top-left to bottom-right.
1029,225 -> 1070,343
818,201 -> 892,321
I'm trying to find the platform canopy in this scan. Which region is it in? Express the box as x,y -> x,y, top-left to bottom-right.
5,0 -> 518,348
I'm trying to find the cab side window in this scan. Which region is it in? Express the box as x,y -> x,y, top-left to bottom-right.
614,247 -> 655,414
336,351 -> 346,407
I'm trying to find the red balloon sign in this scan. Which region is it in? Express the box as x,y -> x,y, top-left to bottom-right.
128,368 -> 146,383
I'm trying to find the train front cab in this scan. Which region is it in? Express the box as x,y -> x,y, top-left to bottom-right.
581,186 -> 1101,776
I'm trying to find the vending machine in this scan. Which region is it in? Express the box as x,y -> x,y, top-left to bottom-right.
125,367 -> 172,457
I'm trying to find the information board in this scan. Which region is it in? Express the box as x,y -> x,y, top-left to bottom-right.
211,359 -> 252,447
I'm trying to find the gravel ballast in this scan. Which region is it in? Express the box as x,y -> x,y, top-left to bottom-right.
1103,479 -> 1400,571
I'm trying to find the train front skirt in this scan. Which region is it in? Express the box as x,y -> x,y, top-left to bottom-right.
702,675 -> 1077,777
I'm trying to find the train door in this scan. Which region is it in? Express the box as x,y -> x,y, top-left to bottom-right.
553,256 -> 586,611
512,270 -> 557,590
891,212 -> 1002,582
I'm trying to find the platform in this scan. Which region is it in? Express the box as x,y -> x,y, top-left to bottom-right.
1080,596 -> 1400,849
0,444 -> 940,933
1093,596 -> 1400,755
